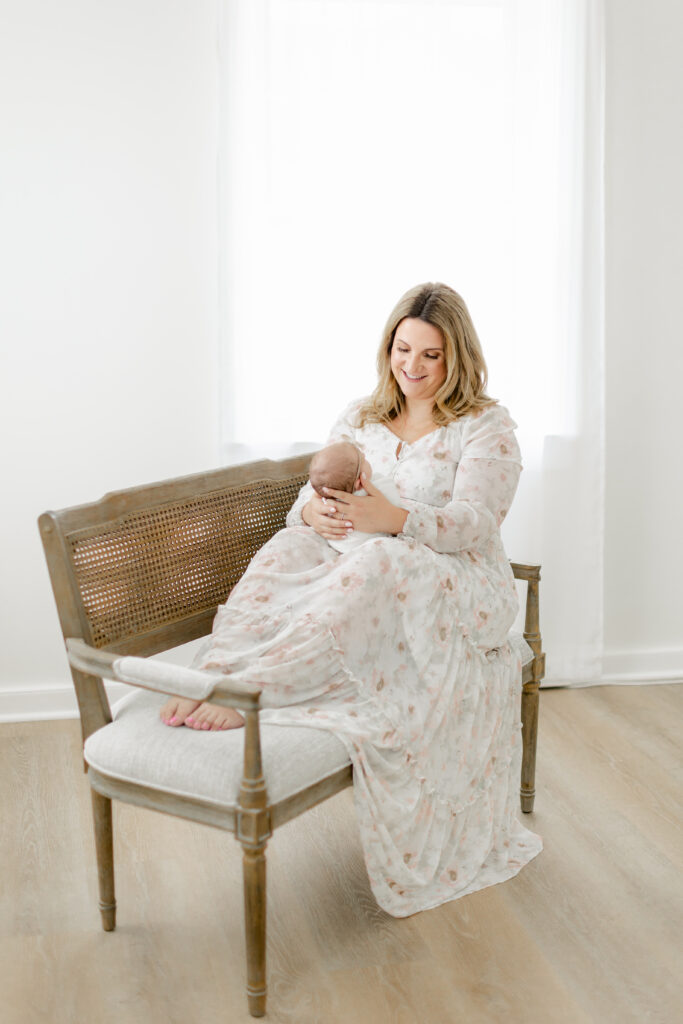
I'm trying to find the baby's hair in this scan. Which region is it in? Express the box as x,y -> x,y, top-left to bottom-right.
309,442 -> 362,496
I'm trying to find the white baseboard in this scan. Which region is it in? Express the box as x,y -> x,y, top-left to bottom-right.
0,680 -> 134,723
3,644 -> 681,721
547,648 -> 683,688
600,646 -> 683,684
0,641 -> 205,723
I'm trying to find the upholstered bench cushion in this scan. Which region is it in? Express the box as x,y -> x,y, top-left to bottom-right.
84,690 -> 351,811
84,631 -> 533,811
511,630 -> 534,667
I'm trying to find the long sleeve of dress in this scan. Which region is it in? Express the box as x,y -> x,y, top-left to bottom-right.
400,405 -> 522,555
285,480 -> 315,527
285,400 -> 364,527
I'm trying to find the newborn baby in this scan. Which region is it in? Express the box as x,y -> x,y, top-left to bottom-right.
308,441 -> 401,553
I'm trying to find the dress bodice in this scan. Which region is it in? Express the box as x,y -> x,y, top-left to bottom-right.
288,397 -> 522,556
349,422 -> 462,508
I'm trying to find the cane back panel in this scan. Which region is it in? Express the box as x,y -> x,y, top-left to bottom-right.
63,473 -> 309,650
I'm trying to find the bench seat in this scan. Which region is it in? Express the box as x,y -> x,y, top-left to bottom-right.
84,632 -> 533,815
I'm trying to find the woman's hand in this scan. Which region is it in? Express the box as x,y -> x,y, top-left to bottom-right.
321,475 -> 409,536
301,492 -> 355,541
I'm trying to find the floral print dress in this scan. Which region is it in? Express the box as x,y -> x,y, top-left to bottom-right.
197,399 -> 543,917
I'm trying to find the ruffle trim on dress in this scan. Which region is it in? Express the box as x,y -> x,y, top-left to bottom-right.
355,742 -> 542,918
399,746 -> 522,818
323,620 -> 523,819
198,609 -> 360,709
440,588 -> 517,665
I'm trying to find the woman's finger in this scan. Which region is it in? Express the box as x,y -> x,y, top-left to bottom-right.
325,508 -> 352,523
321,487 -> 353,505
359,473 -> 380,496
317,511 -> 351,531
311,513 -> 350,535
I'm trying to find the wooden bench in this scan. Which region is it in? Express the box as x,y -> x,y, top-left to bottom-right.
39,454 -> 545,1018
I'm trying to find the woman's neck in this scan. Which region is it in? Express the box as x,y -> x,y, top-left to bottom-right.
400,398 -> 436,426
390,399 -> 440,443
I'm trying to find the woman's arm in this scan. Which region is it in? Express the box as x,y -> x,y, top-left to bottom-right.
286,398 -> 366,536
400,405 -> 522,554
285,481 -> 316,528
320,475 -> 408,535
287,484 -> 355,540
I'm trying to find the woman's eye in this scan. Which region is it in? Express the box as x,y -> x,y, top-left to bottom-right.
397,347 -> 409,353
425,353 -> 439,360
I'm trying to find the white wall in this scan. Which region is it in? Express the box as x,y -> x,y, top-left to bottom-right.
0,1 -> 219,716
603,0 -> 683,680
2,0 -> 682,718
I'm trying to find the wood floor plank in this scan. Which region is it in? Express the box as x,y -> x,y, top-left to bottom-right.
510,687 -> 683,1024
411,886 -> 594,1024
1,683 -> 682,1024
541,688 -> 683,871
584,683 -> 682,772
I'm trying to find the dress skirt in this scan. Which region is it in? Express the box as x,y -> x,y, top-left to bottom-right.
194,524 -> 543,918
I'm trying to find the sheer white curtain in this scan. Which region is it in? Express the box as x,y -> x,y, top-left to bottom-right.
217,0 -> 605,684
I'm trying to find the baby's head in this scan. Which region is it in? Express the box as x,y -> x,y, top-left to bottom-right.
309,442 -> 372,495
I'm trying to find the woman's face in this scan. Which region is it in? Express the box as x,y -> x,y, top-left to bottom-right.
390,317 -> 447,402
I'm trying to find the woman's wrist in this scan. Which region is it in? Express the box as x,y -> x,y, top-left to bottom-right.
390,506 -> 409,535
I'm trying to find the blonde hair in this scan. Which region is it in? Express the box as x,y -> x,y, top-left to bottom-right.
357,282 -> 496,428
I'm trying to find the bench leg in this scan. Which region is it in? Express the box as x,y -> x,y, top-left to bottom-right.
91,788 -> 116,930
242,839 -> 268,1017
520,681 -> 539,812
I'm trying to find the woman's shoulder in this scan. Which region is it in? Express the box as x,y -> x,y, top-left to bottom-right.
326,396 -> 372,441
452,401 -> 521,459
342,396 -> 370,422
453,401 -> 517,433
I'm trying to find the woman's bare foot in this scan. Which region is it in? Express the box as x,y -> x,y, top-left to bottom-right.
185,702 -> 245,731
160,697 -> 201,726
160,697 -> 243,731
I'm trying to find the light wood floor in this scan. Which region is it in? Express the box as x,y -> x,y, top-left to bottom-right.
1,683 -> 681,1024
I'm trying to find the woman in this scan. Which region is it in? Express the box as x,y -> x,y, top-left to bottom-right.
160,282 -> 543,917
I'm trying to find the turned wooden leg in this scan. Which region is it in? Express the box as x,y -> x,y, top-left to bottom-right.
90,788 -> 116,930
520,681 -> 539,813
238,704 -> 270,1017
516,567 -> 544,814
242,840 -> 268,1017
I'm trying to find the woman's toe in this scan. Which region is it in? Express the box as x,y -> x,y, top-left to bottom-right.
161,698 -> 200,726
189,703 -> 244,731
215,707 -> 244,730
160,699 -> 177,724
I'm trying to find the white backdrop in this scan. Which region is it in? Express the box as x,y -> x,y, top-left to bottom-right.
0,0 -> 220,718
2,0 -> 681,720
218,0 -> 605,683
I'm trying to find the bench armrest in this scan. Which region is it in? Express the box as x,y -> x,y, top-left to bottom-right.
65,638 -> 262,711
